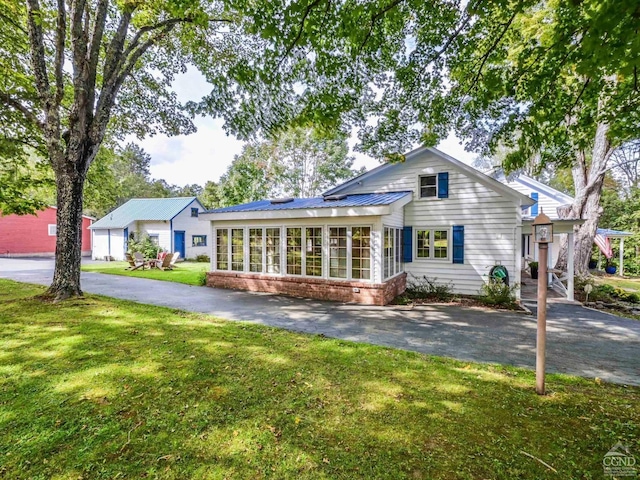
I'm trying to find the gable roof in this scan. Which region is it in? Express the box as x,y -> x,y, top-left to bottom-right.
324,146 -> 535,206
205,192 -> 412,214
502,173 -> 574,205
90,197 -> 200,229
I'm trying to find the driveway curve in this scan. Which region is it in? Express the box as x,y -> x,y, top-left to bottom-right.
1,258 -> 638,386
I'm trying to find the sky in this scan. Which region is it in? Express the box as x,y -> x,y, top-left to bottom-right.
129,69 -> 476,188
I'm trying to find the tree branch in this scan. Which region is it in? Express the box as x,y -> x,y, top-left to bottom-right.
86,0 -> 109,113
25,0 -> 51,102
359,0 -> 405,52
54,0 -> 66,105
0,92 -> 43,129
465,8 -> 519,96
277,0 -> 323,70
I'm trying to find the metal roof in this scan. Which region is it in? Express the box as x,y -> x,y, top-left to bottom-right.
90,197 -> 198,229
597,228 -> 634,238
205,192 -> 412,214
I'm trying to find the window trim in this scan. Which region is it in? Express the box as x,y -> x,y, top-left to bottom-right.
328,224 -> 373,282
414,227 -> 451,262
191,207 -> 199,218
383,225 -> 404,280
48,224 -> 57,236
418,174 -> 438,199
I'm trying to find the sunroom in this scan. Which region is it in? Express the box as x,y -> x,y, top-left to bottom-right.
199,192 -> 413,305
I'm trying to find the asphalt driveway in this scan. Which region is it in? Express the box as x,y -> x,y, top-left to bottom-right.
1,258 -> 638,386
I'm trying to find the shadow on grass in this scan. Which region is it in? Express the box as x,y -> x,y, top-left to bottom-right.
0,280 -> 638,479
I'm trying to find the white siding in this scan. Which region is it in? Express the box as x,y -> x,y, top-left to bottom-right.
381,202 -> 405,228
92,230 -> 110,260
134,221 -> 172,253
340,151 -> 521,296
92,228 -> 126,260
505,180 -> 568,219
172,200 -> 210,259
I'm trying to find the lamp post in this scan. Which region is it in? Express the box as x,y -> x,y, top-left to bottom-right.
532,210 -> 553,395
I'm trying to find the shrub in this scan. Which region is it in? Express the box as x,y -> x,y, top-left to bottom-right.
478,279 -> 519,308
404,275 -> 454,302
128,233 -> 162,259
197,269 -> 207,286
195,254 -> 210,263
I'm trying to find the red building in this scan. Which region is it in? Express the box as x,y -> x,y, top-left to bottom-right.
0,206 -> 93,257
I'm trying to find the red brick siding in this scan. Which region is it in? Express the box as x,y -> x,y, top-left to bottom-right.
0,207 -> 92,256
206,272 -> 407,306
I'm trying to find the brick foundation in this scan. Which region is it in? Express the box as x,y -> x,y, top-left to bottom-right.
206,271 -> 407,306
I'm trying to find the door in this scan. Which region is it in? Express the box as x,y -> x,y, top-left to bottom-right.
174,231 -> 186,259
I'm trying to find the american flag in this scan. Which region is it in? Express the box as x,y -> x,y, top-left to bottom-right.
594,234 -> 613,259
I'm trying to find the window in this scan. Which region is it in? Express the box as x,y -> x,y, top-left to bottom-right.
216,229 -> 229,270
286,228 -> 302,275
329,227 -> 348,278
249,228 -> 263,273
48,224 -> 56,236
416,229 -> 430,258
415,228 -> 449,260
384,227 -> 403,279
351,226 -> 371,280
305,227 -> 322,276
149,234 -> 160,246
434,230 -> 448,258
192,235 -> 207,247
419,175 -> 437,198
266,228 -> 281,274
231,228 -> 244,271
191,208 -> 199,217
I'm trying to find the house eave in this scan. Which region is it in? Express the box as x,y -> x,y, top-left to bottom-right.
200,204 -> 395,222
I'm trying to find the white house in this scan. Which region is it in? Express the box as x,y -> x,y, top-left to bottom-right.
200,147 -> 538,305
90,197 -> 209,261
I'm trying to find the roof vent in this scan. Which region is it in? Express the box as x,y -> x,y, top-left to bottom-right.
324,194 -> 347,201
270,197 -> 294,204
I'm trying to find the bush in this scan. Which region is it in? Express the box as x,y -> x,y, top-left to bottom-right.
478,279 -> 519,308
404,275 -> 454,302
195,254 -> 210,263
128,233 -> 162,259
197,269 -> 207,286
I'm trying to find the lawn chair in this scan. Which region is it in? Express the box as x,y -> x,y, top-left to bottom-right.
169,251 -> 180,268
126,252 -> 146,271
156,253 -> 174,271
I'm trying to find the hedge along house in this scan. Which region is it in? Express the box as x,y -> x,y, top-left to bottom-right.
90,197 -> 209,261
201,147 -> 536,305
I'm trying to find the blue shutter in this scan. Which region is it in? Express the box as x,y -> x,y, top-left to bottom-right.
438,172 -> 449,198
402,226 -> 413,263
452,225 -> 464,264
530,192 -> 539,216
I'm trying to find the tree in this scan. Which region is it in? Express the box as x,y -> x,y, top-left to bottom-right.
4,0 -> 437,299
215,127 -> 361,206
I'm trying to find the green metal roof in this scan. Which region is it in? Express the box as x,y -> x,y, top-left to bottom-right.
90,197 -> 198,229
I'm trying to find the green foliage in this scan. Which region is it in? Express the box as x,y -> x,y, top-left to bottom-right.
81,262 -> 206,286
404,274 -> 454,302
195,254 -> 210,263
599,186 -> 640,276
127,233 -> 162,259
196,268 -> 207,286
478,280 -> 519,308
576,277 -> 640,304
3,279 -> 638,479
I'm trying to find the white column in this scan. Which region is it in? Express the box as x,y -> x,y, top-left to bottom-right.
619,237 -> 625,277
567,232 -> 574,301
547,241 -> 553,286
515,226 -> 522,301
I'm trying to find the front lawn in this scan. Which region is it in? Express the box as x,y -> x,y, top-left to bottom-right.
594,275 -> 640,293
0,279 -> 638,479
81,260 -> 208,286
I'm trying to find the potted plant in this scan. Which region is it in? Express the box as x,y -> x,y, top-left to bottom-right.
605,259 -> 617,275
529,261 -> 539,279
588,258 -> 598,269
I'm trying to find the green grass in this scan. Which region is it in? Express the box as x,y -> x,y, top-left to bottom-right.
0,279 -> 638,479
81,261 -> 208,286
595,275 -> 640,293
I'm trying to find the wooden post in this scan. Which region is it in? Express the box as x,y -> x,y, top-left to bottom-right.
536,243 -> 548,395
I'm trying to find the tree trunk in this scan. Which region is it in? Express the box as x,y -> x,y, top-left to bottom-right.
45,160 -> 88,301
555,121 -> 612,276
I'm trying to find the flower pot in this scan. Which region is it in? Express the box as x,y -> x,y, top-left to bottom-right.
530,266 -> 539,279
605,265 -> 617,275
588,260 -> 597,269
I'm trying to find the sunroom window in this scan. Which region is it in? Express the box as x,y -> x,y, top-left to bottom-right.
249,228 -> 263,273
305,227 -> 323,276
216,229 -> 229,270
329,227 -> 348,278
231,228 -> 244,271
265,228 -> 281,274
351,226 -> 371,280
286,228 -> 302,275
